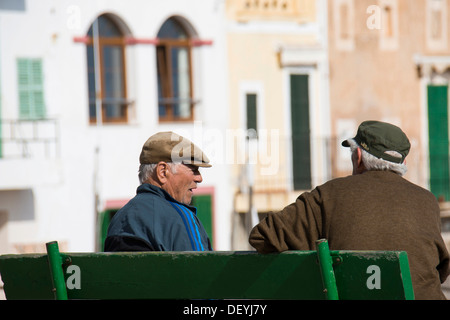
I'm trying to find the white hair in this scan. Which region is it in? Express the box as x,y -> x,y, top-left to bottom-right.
346,139 -> 408,176
138,162 -> 181,184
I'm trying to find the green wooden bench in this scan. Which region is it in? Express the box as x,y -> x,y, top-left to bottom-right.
0,239 -> 414,300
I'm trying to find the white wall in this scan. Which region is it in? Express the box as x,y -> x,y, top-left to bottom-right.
0,0 -> 231,252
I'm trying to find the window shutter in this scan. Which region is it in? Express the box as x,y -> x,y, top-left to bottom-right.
246,93 -> 258,133
290,74 -> 311,190
428,85 -> 450,200
17,58 -> 46,119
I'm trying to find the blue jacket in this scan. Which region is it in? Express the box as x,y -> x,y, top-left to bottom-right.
105,184 -> 212,252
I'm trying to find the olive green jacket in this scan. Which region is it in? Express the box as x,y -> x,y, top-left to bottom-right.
249,170 -> 450,300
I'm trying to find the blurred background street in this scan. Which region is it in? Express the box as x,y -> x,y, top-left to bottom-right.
1,0 -> 450,300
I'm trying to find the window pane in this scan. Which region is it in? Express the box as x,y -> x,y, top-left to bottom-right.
102,45 -> 125,120
156,17 -> 194,121
86,45 -> 97,119
171,47 -> 191,118
158,104 -> 167,117
86,14 -> 128,124
103,46 -> 124,98
87,15 -> 122,38
157,18 -> 188,39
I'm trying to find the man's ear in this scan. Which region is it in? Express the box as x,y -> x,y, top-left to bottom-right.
155,162 -> 169,184
356,147 -> 363,167
352,147 -> 366,175
355,147 -> 368,174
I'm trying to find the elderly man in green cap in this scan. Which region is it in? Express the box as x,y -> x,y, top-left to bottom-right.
105,132 -> 212,252
249,120 -> 449,299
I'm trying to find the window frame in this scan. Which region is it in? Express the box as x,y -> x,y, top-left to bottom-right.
333,0 -> 355,52
86,17 -> 129,125
156,21 -> 195,123
426,0 -> 448,51
378,0 -> 399,51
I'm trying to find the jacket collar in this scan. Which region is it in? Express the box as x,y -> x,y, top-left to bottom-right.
137,183 -> 197,213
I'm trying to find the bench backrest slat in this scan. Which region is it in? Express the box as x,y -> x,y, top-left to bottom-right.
0,240 -> 414,300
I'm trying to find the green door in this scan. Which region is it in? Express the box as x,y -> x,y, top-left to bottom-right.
97,196 -> 214,251
428,85 -> 450,201
191,194 -> 213,248
97,209 -> 118,251
290,74 -> 311,190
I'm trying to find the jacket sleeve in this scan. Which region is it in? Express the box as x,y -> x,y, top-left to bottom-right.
249,190 -> 323,253
104,235 -> 155,252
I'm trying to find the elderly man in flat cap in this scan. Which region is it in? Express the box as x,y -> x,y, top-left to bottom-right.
249,120 -> 450,300
105,132 -> 212,252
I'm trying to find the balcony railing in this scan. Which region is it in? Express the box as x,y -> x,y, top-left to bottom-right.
230,0 -> 316,23
235,134 -> 435,194
0,118 -> 60,159
236,135 -> 336,193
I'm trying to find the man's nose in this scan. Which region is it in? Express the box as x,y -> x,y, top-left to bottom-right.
194,173 -> 203,183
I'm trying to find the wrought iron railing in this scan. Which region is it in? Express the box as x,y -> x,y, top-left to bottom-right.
0,118 -> 60,159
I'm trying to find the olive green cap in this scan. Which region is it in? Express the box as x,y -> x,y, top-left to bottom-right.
342,120 -> 411,164
139,131 -> 212,167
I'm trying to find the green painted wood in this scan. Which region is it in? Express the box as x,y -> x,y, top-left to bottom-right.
0,254 -> 54,299
427,85 -> 450,201
17,58 -> 46,120
246,93 -> 258,133
398,251 -> 415,300
0,251 -> 324,300
331,251 -> 414,300
290,74 -> 311,190
46,241 -> 68,300
0,243 -> 414,300
97,209 -> 118,252
191,194 -> 213,247
316,240 -> 339,300
65,251 -> 325,300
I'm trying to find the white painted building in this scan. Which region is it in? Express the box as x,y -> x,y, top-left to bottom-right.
0,0 -> 232,253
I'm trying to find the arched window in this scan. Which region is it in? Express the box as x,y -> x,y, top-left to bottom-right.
86,14 -> 128,124
157,17 -> 195,122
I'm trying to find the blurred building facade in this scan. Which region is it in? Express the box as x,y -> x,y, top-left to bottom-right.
225,0 -> 331,248
228,0 -> 450,249
327,0 -> 450,248
1,0 -> 450,255
0,0 -> 231,253
329,0 -> 448,191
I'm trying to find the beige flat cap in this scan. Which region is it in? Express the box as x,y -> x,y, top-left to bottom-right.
139,131 -> 212,167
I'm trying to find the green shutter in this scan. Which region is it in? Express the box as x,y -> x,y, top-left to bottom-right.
428,85 -> 450,201
191,194 -> 213,248
246,93 -> 258,133
17,58 -> 46,119
290,74 -> 311,190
